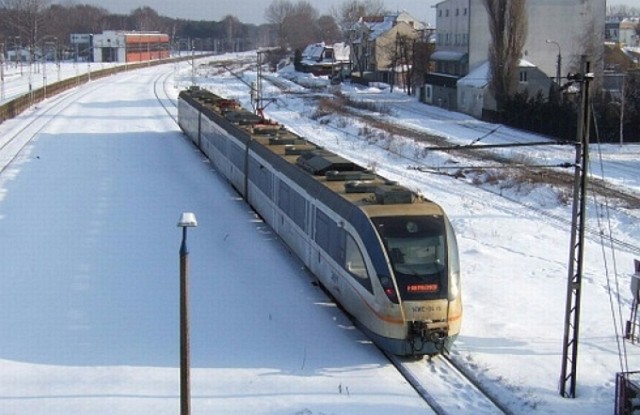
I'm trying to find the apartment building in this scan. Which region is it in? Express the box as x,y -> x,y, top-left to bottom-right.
426,0 -> 605,117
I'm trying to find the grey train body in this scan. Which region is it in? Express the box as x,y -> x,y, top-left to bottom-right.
178,87 -> 462,356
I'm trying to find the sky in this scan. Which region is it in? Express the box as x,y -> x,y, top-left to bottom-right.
1,52 -> 640,414
51,0 -> 636,26
54,0 -> 441,25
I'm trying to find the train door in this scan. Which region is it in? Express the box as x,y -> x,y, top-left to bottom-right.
306,203 -> 316,268
197,109 -> 202,148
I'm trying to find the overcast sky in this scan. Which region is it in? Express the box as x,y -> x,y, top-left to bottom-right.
54,0 -> 441,25
52,0 -> 633,26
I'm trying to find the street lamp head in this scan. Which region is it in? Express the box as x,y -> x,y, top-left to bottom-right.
178,212 -> 198,228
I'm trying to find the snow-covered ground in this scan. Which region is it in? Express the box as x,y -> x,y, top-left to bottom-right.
0,59 -> 120,104
1,52 -> 639,414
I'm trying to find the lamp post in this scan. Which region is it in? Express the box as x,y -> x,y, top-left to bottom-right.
177,212 -> 197,415
546,39 -> 562,86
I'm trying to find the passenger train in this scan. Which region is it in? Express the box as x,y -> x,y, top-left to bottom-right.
178,86 -> 462,356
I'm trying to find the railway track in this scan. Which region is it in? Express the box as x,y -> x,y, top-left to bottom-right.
153,68 -> 179,122
387,353 -> 512,415
0,77 -> 116,175
250,78 -> 640,254
344,92 -> 640,209
186,64 -> 639,412
253,75 -> 640,256
2,65 -> 176,178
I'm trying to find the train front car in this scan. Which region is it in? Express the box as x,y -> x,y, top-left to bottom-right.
355,195 -> 462,357
177,87 -> 461,358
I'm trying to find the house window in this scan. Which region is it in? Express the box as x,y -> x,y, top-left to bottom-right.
519,71 -> 528,83
446,9 -> 449,17
464,8 -> 468,15
456,8 -> 459,16
438,9 -> 442,17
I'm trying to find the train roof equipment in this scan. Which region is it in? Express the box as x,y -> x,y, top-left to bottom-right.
182,86 -> 442,216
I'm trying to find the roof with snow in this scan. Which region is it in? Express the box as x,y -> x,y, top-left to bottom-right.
623,46 -> 640,63
458,61 -> 490,88
301,42 -> 351,66
458,59 -> 538,88
351,11 -> 426,43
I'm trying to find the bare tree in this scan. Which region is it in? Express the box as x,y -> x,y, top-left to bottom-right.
1,0 -> 50,53
316,14 -> 341,44
331,0 -> 386,34
265,0 -> 295,49
265,0 -> 319,51
482,0 -> 528,111
221,15 -> 242,52
412,37 -> 435,90
286,2 -> 319,51
45,4 -> 110,36
607,5 -> 640,18
131,6 -> 164,32
394,33 -> 420,95
335,1 -> 388,77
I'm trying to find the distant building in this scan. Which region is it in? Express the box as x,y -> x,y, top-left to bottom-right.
349,11 -> 429,84
5,48 -> 30,63
457,60 -> 553,119
619,18 -> 640,47
92,31 -> 170,63
427,0 -> 605,117
299,42 -> 351,76
606,17 -> 622,43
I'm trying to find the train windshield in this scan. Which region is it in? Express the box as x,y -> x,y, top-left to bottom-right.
372,216 -> 448,301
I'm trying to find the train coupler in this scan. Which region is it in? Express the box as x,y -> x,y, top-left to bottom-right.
408,320 -> 449,354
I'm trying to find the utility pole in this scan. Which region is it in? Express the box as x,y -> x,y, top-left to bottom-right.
252,50 -> 275,118
1,43 -> 5,101
559,56 -> 594,399
620,74 -> 625,146
253,50 -> 264,116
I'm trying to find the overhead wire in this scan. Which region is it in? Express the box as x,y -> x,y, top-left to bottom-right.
590,103 -> 629,374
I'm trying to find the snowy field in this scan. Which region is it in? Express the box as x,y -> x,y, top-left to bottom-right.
0,53 -> 639,414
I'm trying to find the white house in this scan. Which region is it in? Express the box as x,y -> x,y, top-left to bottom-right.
468,0 -> 605,81
457,59 -> 554,119
619,18 -> 640,47
427,0 -> 605,116
300,42 -> 350,75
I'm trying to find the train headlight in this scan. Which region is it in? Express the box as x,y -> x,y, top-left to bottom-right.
380,276 -> 399,304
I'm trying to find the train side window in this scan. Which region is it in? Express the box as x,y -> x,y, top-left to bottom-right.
278,181 -> 290,212
315,210 -> 331,251
345,234 -> 372,292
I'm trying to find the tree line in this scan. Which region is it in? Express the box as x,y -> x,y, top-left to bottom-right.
0,0 -> 275,55
0,0 -> 390,56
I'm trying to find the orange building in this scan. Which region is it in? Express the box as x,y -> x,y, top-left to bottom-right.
92,31 -> 170,63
